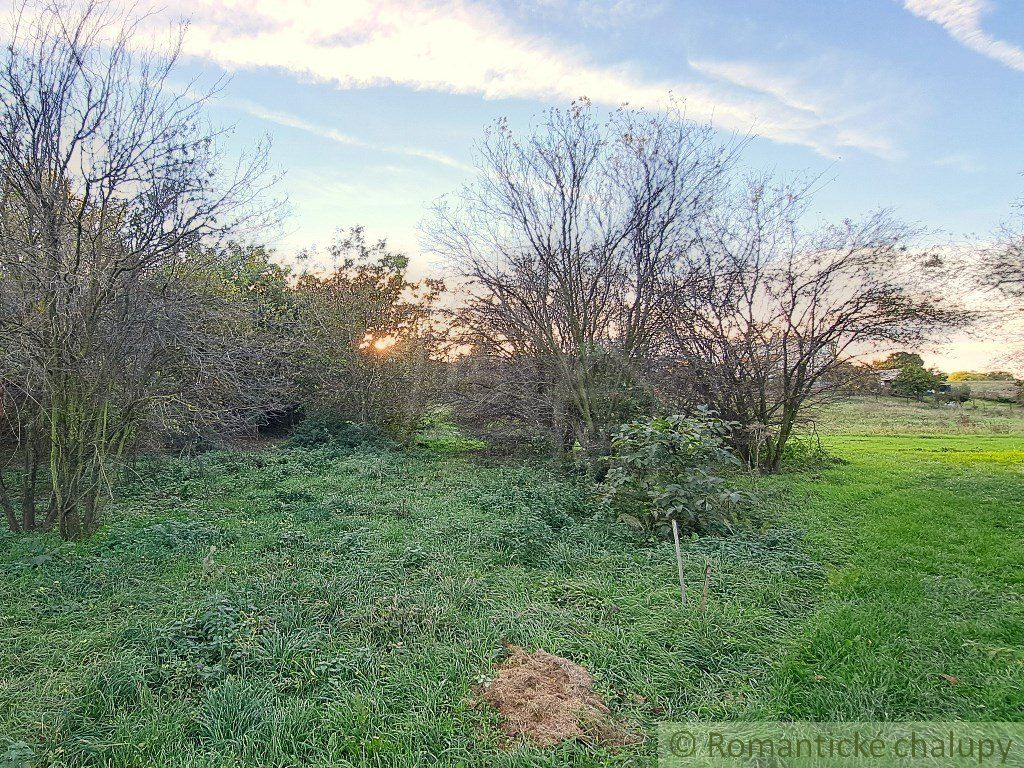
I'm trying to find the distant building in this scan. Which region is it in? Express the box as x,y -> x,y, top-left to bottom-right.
878,369 -> 900,391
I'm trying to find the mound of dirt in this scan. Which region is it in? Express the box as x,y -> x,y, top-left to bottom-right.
478,646 -> 637,748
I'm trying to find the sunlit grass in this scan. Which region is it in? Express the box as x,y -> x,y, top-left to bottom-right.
758,432 -> 1024,720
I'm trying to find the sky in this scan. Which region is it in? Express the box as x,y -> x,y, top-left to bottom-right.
24,0 -> 1024,370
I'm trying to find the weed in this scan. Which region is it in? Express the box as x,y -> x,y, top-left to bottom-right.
489,514 -> 556,567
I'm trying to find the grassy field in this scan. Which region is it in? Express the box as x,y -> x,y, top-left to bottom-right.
955,380 -> 1022,403
0,399 -> 1022,766
808,396 -> 1024,436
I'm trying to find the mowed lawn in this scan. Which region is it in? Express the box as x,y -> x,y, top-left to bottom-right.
0,399 -> 1022,766
762,431 -> 1024,720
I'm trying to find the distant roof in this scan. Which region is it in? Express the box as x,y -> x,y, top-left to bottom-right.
879,369 -> 900,382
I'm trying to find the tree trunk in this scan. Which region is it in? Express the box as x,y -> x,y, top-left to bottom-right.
766,407 -> 798,473
0,470 -> 20,533
21,435 -> 39,531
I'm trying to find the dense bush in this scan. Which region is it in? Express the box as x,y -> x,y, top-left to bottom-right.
290,228 -> 447,442
599,410 -> 749,536
286,413 -> 393,449
891,365 -> 943,400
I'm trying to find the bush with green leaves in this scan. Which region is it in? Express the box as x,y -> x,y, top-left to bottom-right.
600,410 -> 748,536
285,413 -> 393,449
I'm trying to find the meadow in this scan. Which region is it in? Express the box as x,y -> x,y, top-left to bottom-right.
0,397 -> 1022,767
807,395 -> 1024,436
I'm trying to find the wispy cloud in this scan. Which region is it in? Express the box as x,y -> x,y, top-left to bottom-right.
934,152 -> 983,172
219,97 -> 472,171
689,57 -> 906,160
689,59 -> 825,116
140,0 -> 896,158
519,0 -> 667,29
904,0 -> 1024,71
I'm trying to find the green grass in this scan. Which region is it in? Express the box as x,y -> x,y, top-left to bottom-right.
0,399 -> 1022,766
808,396 -> 1024,436
760,434 -> 1024,719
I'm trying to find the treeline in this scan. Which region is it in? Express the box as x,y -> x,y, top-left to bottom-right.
948,371 -> 1017,382
2,0 -> 1013,539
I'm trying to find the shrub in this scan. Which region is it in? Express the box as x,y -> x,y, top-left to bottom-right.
599,410 -> 748,536
286,413 -> 393,449
935,384 -> 972,405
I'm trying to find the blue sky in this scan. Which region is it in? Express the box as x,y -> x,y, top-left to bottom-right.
152,0 -> 1024,369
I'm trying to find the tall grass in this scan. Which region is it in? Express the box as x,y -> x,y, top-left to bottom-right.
1,401 -> 1021,766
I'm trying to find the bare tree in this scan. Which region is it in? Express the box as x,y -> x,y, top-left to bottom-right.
426,100 -> 737,455
0,0 -> 277,536
987,199 -> 1024,298
664,176 -> 962,471
981,195 -> 1024,379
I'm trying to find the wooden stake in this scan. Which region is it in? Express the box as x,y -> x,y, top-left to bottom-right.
671,519 -> 687,607
700,559 -> 712,612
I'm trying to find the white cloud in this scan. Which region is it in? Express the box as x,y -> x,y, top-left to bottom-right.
219,97 -> 471,171
521,0 -> 667,28
689,59 -> 825,116
135,0 -> 896,158
904,0 -> 1024,71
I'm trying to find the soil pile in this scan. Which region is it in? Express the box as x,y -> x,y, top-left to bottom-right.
479,646 -> 637,748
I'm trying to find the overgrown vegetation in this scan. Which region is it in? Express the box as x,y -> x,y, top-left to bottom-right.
290,228 -> 447,442
1,399 -> 1021,766
0,0 -> 977,539
0,3 -> 279,537
0,1 -> 1020,762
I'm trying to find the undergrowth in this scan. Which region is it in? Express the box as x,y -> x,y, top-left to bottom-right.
1,421 -> 1021,766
